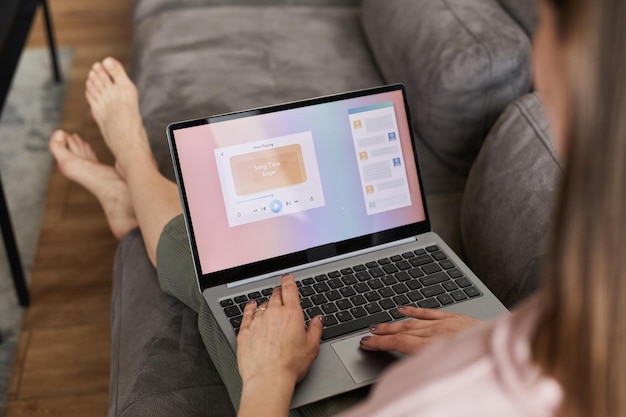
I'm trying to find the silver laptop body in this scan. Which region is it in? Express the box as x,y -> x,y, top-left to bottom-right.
167,84 -> 508,408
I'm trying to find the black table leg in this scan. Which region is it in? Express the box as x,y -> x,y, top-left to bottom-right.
40,0 -> 61,83
0,170 -> 29,307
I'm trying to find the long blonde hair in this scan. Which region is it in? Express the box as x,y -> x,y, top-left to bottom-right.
532,0 -> 626,415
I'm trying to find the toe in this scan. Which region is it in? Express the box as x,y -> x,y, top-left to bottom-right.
49,130 -> 71,160
102,57 -> 130,84
91,62 -> 112,88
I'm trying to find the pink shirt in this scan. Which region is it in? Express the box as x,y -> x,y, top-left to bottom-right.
340,297 -> 563,417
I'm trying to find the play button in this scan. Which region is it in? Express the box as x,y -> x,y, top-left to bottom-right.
270,200 -> 283,213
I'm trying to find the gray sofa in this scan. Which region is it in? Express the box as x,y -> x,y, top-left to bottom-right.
109,1 -> 560,416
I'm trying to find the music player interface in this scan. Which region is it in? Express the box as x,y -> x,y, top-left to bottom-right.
214,132 -> 325,227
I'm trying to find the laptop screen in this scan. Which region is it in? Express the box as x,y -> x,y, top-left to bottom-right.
168,84 -> 430,290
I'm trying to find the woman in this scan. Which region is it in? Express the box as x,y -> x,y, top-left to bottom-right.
235,0 -> 626,415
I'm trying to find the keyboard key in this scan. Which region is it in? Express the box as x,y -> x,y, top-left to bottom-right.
420,272 -> 449,287
328,278 -> 344,289
378,287 -> 394,298
322,311 -> 392,340
328,271 -> 341,278
324,315 -> 339,326
382,264 -> 399,274
407,279 -> 422,290
440,259 -> 456,270
378,257 -> 392,265
342,275 -> 358,285
382,275 -> 398,285
442,281 -> 459,291
296,281 -> 302,288
437,294 -> 454,305
311,294 -> 328,305
431,251 -> 447,261
313,282 -> 330,293
261,288 -> 274,296
307,306 -> 323,318
239,303 -> 248,313
464,286 -> 482,298
402,251 -> 416,259
414,248 -> 427,256
220,299 -> 234,307
392,283 -> 409,294
393,294 -> 410,305
426,245 -> 440,252
302,277 -> 315,285
396,260 -> 412,271
326,290 -> 342,301
390,255 -> 403,262
395,271 -> 411,282
380,299 -> 396,310
300,286 -> 315,297
234,295 -> 247,304
336,310 -> 354,323
365,291 -> 381,302
315,274 -> 328,282
410,255 -> 434,267
301,298 -> 313,309
456,277 -> 472,288
257,297 -> 269,305
350,295 -> 367,306
340,287 -> 357,297
422,263 -> 443,274
421,284 -> 445,298
322,303 -> 339,314
408,267 -> 425,278
408,290 -> 424,302
448,269 -> 464,278
230,316 -> 243,329
336,299 -> 353,310
365,261 -> 379,268
390,309 -> 404,319
370,267 -> 385,278
368,278 -> 384,289
340,268 -> 354,275
451,290 -> 468,301
353,264 -> 367,272
365,302 -> 382,314
351,306 -> 367,318
354,283 -> 370,293
224,306 -> 241,318
418,298 -> 441,308
356,271 -> 372,281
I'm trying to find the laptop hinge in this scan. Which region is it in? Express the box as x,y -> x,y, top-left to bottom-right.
227,236 -> 418,289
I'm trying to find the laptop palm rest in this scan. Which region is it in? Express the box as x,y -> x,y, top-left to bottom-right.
331,334 -> 404,384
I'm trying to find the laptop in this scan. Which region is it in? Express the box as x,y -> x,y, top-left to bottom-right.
166,84 -> 508,408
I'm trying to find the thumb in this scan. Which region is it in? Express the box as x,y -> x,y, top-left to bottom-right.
306,316 -> 324,350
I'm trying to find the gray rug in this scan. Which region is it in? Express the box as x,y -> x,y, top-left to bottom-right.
0,47 -> 72,415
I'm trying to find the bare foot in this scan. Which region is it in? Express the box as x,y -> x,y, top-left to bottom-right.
49,130 -> 139,239
85,57 -> 155,177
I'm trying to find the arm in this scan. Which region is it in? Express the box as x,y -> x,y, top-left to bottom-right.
236,275 -> 324,417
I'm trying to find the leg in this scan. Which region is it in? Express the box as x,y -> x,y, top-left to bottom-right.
84,57 -> 181,266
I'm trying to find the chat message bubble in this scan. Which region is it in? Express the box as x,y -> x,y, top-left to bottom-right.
230,144 -> 307,196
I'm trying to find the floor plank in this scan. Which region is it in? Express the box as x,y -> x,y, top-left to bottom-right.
4,392 -> 108,417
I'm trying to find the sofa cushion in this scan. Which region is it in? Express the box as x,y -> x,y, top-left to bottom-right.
361,0 -> 532,176
460,94 -> 561,308
497,0 -> 538,37
110,230 -> 235,417
132,6 -> 383,180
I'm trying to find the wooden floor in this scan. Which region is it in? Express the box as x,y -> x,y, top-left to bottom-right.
5,0 -> 133,415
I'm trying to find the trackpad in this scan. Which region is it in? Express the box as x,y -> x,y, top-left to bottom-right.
331,333 -> 403,384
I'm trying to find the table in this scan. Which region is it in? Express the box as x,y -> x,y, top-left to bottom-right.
0,0 -> 62,307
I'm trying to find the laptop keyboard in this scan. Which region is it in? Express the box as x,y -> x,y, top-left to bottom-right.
219,245 -> 482,341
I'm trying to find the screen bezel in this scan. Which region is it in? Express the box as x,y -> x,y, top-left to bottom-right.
167,84 -> 431,291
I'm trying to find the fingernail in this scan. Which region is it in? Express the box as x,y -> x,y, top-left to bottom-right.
319,316 -> 327,325
369,324 -> 378,332
246,299 -> 256,304
282,273 -> 290,278
397,305 -> 407,311
361,336 -> 371,342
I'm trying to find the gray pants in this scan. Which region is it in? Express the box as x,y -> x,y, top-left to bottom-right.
155,215 -> 367,417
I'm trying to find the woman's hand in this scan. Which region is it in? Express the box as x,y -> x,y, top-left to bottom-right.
237,274 -> 324,387
359,306 -> 482,355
